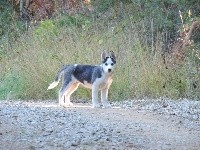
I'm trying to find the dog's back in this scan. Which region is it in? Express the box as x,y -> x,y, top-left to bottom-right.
73,65 -> 102,84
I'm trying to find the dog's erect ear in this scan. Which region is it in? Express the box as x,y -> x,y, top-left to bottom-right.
101,51 -> 107,60
110,51 -> 116,60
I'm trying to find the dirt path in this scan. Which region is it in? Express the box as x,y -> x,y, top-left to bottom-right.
0,100 -> 200,150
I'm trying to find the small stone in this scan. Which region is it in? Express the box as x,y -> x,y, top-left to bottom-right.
71,141 -> 80,146
28,145 -> 36,150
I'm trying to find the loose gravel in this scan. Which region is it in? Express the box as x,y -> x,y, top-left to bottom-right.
0,99 -> 199,150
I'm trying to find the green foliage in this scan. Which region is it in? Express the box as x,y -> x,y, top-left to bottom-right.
97,0 -> 114,12
0,0 -> 200,101
0,72 -> 26,99
0,0 -> 13,34
0,48 -> 7,61
57,14 -> 91,29
0,0 -> 26,57
0,1 -> 26,35
34,20 -> 59,37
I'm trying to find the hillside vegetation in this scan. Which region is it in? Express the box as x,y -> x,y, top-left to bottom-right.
0,0 -> 199,100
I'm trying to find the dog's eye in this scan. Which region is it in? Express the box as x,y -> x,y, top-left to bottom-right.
111,63 -> 114,66
105,63 -> 108,66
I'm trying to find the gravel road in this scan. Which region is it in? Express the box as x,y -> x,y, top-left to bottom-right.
0,99 -> 200,150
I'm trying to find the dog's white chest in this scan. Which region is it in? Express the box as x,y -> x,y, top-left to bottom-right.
99,82 -> 109,90
81,76 -> 112,90
95,76 -> 113,90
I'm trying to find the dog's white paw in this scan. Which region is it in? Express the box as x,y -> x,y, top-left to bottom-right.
92,103 -> 101,108
63,102 -> 74,107
102,102 -> 111,109
59,103 -> 65,107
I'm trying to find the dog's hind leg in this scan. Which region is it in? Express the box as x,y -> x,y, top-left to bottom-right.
59,81 -> 79,107
59,88 -> 66,107
63,82 -> 79,107
58,78 -> 72,106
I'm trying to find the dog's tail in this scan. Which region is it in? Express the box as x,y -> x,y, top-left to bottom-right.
47,80 -> 59,90
47,66 -> 66,90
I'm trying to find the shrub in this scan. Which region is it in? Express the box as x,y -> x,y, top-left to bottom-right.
0,0 -> 199,101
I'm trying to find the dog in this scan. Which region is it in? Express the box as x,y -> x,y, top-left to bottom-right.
47,51 -> 116,108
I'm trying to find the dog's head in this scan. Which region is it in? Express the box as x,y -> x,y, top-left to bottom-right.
101,51 -> 116,74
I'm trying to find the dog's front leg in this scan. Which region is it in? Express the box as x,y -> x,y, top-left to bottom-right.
101,88 -> 111,108
92,85 -> 100,108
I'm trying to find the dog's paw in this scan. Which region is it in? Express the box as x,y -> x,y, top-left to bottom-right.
92,103 -> 101,108
102,103 -> 111,109
63,102 -> 74,107
59,103 -> 65,107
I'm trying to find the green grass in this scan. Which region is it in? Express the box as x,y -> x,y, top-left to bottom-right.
0,13 -> 199,101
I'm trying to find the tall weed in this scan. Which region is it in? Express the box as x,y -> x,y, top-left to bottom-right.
0,11 -> 199,100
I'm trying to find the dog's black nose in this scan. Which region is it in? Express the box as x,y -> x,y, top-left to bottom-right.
108,69 -> 112,72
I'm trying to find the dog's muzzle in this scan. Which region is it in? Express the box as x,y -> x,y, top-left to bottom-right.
108,69 -> 112,72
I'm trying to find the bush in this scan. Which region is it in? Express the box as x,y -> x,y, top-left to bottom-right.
0,71 -> 26,99
0,0 -> 199,101
34,20 -> 59,37
57,14 -> 91,28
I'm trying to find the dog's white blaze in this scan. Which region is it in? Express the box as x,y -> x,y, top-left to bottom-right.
47,81 -> 59,90
102,57 -> 115,73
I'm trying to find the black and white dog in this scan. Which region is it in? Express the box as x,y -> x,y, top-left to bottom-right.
47,51 -> 116,108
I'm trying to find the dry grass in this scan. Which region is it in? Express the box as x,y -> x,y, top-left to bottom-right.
0,15 -> 199,101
